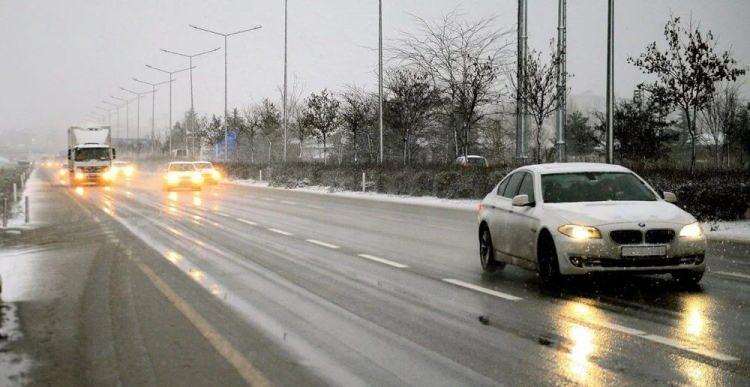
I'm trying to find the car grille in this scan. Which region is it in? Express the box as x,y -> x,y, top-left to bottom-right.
610,230 -> 642,244
81,166 -> 105,173
645,229 -> 675,244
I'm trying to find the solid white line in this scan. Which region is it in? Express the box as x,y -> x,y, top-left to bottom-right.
357,254 -> 408,269
267,228 -> 293,236
642,334 -> 739,362
442,279 -> 522,301
305,239 -> 340,249
235,218 -> 257,226
711,270 -> 750,280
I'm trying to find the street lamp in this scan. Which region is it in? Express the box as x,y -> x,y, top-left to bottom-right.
110,95 -> 134,139
120,87 -> 154,154
379,0 -> 384,164
132,77 -> 172,154
103,101 -> 122,138
145,64 -> 193,157
190,23 -> 262,161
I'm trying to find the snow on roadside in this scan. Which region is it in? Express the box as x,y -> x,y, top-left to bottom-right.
704,220 -> 750,243
230,179 -> 480,211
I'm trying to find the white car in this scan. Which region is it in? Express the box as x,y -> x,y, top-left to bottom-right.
163,162 -> 203,191
193,161 -> 222,184
477,163 -> 706,286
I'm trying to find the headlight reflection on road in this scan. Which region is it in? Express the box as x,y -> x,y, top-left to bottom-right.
168,191 -> 178,202
165,251 -> 183,265
681,297 -> 709,339
75,187 -> 85,196
193,194 -> 202,207
567,323 -> 595,380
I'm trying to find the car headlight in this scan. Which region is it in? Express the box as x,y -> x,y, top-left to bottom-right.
558,225 -> 602,241
191,173 -> 203,184
167,173 -> 179,185
211,170 -> 221,180
679,222 -> 704,239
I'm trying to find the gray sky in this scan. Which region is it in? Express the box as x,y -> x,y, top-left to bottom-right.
0,0 -> 748,148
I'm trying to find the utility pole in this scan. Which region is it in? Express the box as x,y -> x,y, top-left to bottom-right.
190,23 -> 262,161
378,0 -> 384,164
145,64 -> 192,157
516,0 -> 528,161
283,0 -> 289,162
161,47 -> 220,158
606,0 -> 615,163
555,0 -> 567,162
133,78 -> 172,154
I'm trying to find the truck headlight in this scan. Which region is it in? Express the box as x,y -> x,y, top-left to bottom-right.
103,170 -> 113,181
679,222 -> 704,239
124,166 -> 134,176
558,225 -> 602,241
74,171 -> 85,180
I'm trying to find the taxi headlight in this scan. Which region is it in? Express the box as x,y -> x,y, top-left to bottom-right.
191,172 -> 203,184
558,225 -> 602,241
167,173 -> 179,185
679,222 -> 704,239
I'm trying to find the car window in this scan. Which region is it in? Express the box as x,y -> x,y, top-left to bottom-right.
517,173 -> 535,202
541,172 -> 657,203
169,163 -> 196,172
502,172 -> 524,198
496,178 -> 509,196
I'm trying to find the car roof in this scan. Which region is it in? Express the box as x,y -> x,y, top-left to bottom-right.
193,161 -> 213,164
168,161 -> 195,165
515,162 -> 632,175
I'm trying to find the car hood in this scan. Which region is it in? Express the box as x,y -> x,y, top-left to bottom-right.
544,201 -> 695,226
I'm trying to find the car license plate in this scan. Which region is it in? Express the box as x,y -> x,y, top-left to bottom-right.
621,245 -> 667,258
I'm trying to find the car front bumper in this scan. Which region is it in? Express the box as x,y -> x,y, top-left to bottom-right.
553,223 -> 707,275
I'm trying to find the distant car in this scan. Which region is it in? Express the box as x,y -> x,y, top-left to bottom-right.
111,161 -> 136,180
477,163 -> 706,286
163,162 -> 203,191
192,161 -> 222,184
455,155 -> 488,168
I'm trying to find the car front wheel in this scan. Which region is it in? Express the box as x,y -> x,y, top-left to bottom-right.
538,234 -> 562,286
479,227 -> 504,272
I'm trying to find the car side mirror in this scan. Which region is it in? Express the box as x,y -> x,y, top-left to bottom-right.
112,148 -> 117,159
663,191 -> 677,203
67,149 -> 71,160
512,194 -> 532,207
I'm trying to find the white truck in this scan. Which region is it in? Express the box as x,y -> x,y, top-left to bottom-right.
67,126 -> 116,186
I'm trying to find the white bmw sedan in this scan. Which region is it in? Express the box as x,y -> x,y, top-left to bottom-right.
477,163 -> 707,285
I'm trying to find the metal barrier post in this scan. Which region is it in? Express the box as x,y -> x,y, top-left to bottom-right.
25,196 -> 29,224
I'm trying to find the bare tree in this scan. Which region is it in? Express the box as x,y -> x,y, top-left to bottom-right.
700,82 -> 741,166
240,106 -> 261,163
385,68 -> 440,164
391,9 -> 514,159
257,98 -> 281,163
629,16 -> 745,172
301,89 -> 340,165
509,45 -> 565,163
340,85 -> 376,163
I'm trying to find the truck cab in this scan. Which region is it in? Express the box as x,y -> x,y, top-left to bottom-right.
68,126 -> 116,186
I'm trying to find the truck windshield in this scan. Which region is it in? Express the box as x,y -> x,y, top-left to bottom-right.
75,148 -> 110,161
541,172 -> 657,203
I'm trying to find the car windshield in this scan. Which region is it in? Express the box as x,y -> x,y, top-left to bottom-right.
194,162 -> 213,169
74,148 -> 109,161
169,163 -> 196,172
466,158 -> 485,166
541,172 -> 657,203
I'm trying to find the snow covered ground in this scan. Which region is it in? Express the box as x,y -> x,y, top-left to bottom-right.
230,179 -> 750,243
230,179 -> 480,211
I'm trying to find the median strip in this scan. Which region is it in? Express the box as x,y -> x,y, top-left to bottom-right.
442,278 -> 523,301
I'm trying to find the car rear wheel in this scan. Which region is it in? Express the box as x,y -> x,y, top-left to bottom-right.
538,234 -> 562,287
479,226 -> 504,272
672,270 -> 703,285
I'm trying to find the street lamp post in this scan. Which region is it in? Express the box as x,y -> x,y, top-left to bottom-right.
160,47 -> 220,158
145,65 -> 193,157
378,0 -> 384,164
283,0 -> 288,162
120,87 -> 155,154
103,101 -> 121,139
110,95 -> 132,139
190,23 -> 262,161
606,0 -> 615,163
133,78 -> 172,154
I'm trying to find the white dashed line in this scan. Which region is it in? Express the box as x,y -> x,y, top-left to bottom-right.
262,198 -> 276,202
280,200 -> 297,205
442,278 -> 523,301
357,254 -> 409,269
235,218 -> 257,226
711,270 -> 750,280
214,211 -> 230,217
305,239 -> 340,249
267,228 -> 293,236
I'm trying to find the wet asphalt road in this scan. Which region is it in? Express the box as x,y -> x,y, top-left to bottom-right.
5,168 -> 750,386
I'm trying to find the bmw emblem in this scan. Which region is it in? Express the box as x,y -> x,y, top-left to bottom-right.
638,222 -> 646,228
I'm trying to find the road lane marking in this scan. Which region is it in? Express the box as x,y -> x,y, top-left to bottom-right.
305,239 -> 340,249
134,261 -> 271,386
442,279 -> 523,301
214,211 -> 230,217
267,228 -> 293,236
711,270 -> 750,280
280,200 -> 297,205
357,254 -> 409,269
235,218 -> 257,226
641,334 -> 739,362
262,198 -> 276,202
